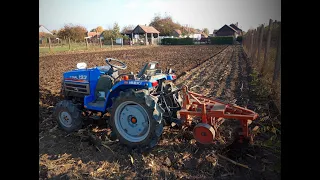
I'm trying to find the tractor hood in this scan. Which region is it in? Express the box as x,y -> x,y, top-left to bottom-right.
63,64 -> 113,83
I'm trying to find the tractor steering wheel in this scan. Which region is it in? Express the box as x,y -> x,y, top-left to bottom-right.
105,58 -> 127,70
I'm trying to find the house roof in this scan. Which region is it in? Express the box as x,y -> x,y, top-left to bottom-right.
87,32 -> 101,37
230,24 -> 242,31
133,25 -> 160,34
181,26 -> 196,34
213,29 -> 218,33
173,29 -> 182,35
201,33 -> 208,37
193,29 -> 202,34
123,30 -> 133,34
216,25 -> 237,34
39,25 -> 53,35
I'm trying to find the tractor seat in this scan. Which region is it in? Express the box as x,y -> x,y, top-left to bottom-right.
93,74 -> 114,102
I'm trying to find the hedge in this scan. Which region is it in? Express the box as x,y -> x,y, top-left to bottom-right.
236,36 -> 243,42
161,38 -> 194,45
210,36 -> 234,45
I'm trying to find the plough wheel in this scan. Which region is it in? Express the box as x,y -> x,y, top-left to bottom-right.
193,123 -> 216,144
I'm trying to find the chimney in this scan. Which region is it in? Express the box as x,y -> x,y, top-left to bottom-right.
236,22 -> 238,27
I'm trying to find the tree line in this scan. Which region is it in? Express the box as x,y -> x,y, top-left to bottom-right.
41,14 -> 210,41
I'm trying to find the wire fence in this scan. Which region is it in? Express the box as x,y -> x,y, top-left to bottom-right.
39,37 -> 159,55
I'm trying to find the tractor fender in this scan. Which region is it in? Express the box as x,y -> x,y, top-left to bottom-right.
104,82 -> 150,112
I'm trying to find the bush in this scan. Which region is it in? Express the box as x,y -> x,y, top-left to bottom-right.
210,36 -> 234,45
161,38 -> 194,45
236,36 -> 243,42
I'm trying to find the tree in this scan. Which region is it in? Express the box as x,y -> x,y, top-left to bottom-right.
202,28 -> 209,36
52,30 -> 58,35
101,22 -> 122,40
96,26 -> 104,33
149,13 -> 181,36
90,28 -> 96,32
101,30 -> 113,40
121,24 -> 135,33
112,22 -> 121,38
57,24 -> 87,41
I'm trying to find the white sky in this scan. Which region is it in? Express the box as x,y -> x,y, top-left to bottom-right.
39,0 -> 281,33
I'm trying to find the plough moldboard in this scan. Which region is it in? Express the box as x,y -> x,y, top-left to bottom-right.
177,85 -> 259,144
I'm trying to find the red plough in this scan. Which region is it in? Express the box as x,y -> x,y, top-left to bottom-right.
178,85 -> 259,144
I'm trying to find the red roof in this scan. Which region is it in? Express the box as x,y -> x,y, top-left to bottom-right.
87,32 -> 101,37
174,29 -> 182,35
137,25 -> 160,33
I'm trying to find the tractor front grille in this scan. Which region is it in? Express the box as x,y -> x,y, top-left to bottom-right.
64,82 -> 90,94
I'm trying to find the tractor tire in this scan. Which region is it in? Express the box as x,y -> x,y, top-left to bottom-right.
110,89 -> 164,150
160,81 -> 183,125
54,100 -> 83,133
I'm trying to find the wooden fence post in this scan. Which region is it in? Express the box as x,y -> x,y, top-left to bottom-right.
121,38 -> 123,47
273,24 -> 281,83
85,38 -> 88,50
111,38 -> 113,50
261,19 -> 273,74
247,30 -> 251,54
68,38 -> 71,50
257,24 -> 264,63
251,30 -> 256,60
48,38 -> 52,52
253,28 -> 259,64
99,38 -> 102,48
249,30 -> 254,58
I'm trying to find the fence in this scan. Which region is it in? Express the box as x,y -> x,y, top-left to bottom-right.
39,36 -> 162,54
242,19 -> 281,112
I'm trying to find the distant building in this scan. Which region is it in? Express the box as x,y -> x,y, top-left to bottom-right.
39,25 -> 54,44
212,30 -> 218,37
172,29 -> 182,37
214,22 -> 243,38
229,23 -> 243,36
39,25 -> 53,35
131,25 -> 160,45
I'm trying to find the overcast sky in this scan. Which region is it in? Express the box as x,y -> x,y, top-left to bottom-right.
39,0 -> 281,33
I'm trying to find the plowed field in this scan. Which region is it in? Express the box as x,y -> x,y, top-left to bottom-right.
39,45 -> 280,180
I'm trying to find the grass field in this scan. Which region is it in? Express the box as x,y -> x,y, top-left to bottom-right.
39,43 -> 146,55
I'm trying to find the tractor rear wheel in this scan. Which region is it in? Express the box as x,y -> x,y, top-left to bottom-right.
54,100 -> 83,133
110,89 -> 164,150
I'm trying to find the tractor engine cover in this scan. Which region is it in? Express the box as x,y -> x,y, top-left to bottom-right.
193,123 -> 216,144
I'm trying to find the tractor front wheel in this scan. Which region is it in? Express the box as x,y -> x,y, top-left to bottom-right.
110,89 -> 164,150
54,100 -> 83,133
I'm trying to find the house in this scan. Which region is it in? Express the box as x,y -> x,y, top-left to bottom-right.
85,32 -> 101,39
229,22 -> 243,36
131,25 -> 160,45
215,24 -> 239,38
172,29 -> 182,37
190,29 -> 202,40
39,25 -> 54,44
212,29 -> 218,37
39,25 -> 53,35
214,23 -> 243,39
121,29 -> 137,39
201,32 -> 208,38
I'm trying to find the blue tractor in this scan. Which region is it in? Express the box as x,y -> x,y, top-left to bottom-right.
54,58 -> 182,149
